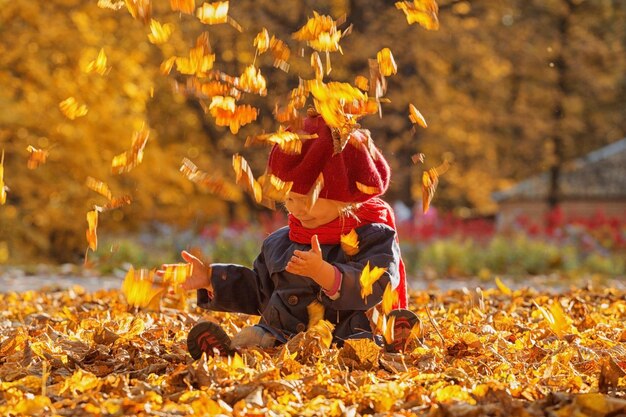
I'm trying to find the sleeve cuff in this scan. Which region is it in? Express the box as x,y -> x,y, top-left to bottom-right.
323,266 -> 342,300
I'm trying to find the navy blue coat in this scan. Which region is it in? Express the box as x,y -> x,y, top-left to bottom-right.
197,223 -> 401,344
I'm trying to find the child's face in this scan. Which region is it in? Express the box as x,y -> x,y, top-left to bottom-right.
285,192 -> 342,228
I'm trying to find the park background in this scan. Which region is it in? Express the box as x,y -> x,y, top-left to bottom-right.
0,0 -> 625,281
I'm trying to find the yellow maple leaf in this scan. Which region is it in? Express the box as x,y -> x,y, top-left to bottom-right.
359,261 -> 387,300
340,229 -> 359,256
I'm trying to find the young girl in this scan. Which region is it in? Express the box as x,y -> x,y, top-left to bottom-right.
175,114 -> 419,358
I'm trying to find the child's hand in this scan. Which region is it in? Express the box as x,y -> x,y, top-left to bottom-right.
287,235 -> 324,278
287,235 -> 335,291
157,250 -> 212,291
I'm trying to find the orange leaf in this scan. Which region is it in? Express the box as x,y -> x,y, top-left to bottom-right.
0,150 -> 7,205
254,28 -> 270,53
395,0 -> 440,30
26,146 -> 49,170
112,127 -> 150,174
86,210 -> 98,251
196,1 -> 241,30
232,154 -> 262,203
170,0 -> 195,14
354,75 -> 369,91
125,0 -> 152,24
355,181 -> 380,195
422,159 -> 450,213
409,104 -> 427,128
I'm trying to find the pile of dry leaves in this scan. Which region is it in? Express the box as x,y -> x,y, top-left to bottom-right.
1,282 -> 625,416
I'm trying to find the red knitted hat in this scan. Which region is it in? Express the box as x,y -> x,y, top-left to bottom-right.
267,115 -> 390,203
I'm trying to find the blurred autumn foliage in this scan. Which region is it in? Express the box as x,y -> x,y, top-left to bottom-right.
1,0 -> 626,262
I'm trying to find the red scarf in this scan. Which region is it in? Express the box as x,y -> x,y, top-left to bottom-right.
288,197 -> 407,309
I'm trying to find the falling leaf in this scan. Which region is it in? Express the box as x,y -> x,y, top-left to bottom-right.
196,1 -> 242,31
232,154 -> 262,203
86,176 -> 113,200
26,146 -> 49,170
112,126 -> 150,174
359,261 -> 387,300
97,0 -> 125,10
381,283 -> 399,315
147,19 -> 173,44
307,300 -> 325,328
535,300 -> 572,339
409,103 -> 427,128
411,153 -> 425,164
307,173 -> 324,210
245,127 -> 316,154
238,65 -> 267,95
180,158 -> 241,201
121,267 -> 164,309
355,181 -> 380,195
340,229 -> 359,256
170,0 -> 195,14
256,173 -> 292,208
86,48 -> 109,75
422,159 -> 450,213
86,210 -> 98,251
354,75 -> 369,91
125,0 -> 152,24
59,97 -> 88,120
161,263 -> 193,286
269,35 -> 290,71
495,277 -> 512,296
395,0 -> 440,30
311,52 -> 324,80
253,28 -> 270,54
0,150 -> 7,205
377,48 -> 397,77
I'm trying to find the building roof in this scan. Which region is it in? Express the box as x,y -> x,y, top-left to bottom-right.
492,137 -> 626,202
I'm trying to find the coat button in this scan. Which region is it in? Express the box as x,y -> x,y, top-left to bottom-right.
288,295 -> 298,306
296,323 -> 306,332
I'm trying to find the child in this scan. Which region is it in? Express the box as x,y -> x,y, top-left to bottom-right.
174,114 -> 419,359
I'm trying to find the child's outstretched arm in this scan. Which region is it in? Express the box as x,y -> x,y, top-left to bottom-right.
286,235 -> 336,291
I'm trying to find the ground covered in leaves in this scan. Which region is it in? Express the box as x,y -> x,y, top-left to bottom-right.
1,283 -> 625,416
